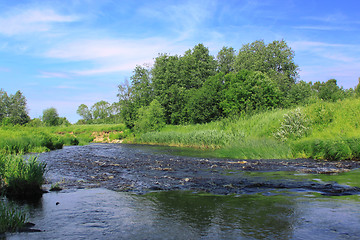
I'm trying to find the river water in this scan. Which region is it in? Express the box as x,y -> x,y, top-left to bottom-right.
4,144 -> 360,239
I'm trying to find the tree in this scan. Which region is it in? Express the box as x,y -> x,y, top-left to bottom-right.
0,90 -> 30,125
286,80 -> 313,106
91,101 -> 111,120
42,107 -> 60,126
312,79 -> 345,102
216,46 -> 236,74
233,40 -> 299,93
0,89 -> 8,122
76,104 -> 92,121
185,73 -> 225,123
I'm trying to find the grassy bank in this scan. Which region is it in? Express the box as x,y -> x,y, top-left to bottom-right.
136,98 -> 360,160
0,123 -> 129,154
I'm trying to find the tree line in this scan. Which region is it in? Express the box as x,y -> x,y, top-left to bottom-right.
112,40 -> 358,132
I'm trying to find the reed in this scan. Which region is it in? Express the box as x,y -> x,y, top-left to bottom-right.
0,200 -> 27,233
2,154 -> 46,199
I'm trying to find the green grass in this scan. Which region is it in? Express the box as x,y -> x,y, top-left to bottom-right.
135,98 -> 360,160
0,123 -> 130,154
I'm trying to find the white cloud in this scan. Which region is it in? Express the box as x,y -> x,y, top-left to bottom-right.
0,8 -> 79,36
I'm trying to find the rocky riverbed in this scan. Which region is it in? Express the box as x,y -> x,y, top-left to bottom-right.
39,143 -> 360,196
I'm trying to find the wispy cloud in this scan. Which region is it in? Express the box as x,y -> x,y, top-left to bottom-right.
294,25 -> 353,31
0,8 -> 79,36
39,71 -> 71,78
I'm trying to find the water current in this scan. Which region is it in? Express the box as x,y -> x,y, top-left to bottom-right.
4,144 -> 360,239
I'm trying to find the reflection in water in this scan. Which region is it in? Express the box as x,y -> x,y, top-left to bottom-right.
6,189 -> 360,240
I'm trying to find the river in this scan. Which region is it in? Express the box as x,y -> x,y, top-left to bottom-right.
4,144 -> 360,239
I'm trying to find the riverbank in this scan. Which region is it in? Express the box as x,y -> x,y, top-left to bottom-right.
133,98 -> 360,161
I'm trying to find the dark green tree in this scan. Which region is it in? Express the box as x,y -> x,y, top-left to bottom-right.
220,70 -> 282,116
185,73 -> 225,123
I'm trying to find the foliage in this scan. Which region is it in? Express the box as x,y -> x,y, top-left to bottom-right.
184,73 -> 225,123
274,108 -> 310,141
220,70 -> 282,116
216,46 -> 236,74
312,79 -> 346,102
134,99 -> 165,133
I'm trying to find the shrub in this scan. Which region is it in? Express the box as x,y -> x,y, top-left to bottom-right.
134,99 -> 165,133
274,108 -> 310,141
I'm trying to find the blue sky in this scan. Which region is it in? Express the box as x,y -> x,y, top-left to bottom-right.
0,0 -> 359,123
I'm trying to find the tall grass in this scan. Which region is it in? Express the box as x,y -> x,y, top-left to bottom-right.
0,123 -> 130,154
0,200 -> 27,233
0,153 -> 46,199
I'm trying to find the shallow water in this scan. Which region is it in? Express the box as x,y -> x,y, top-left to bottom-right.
5,144 -> 360,239
6,189 -> 360,239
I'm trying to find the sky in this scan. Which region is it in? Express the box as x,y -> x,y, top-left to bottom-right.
0,0 -> 359,123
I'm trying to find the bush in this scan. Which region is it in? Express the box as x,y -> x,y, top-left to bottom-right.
134,99 -> 165,133
274,108 -> 310,141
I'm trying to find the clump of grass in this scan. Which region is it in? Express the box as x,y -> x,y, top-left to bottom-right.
49,182 -> 62,191
0,200 -> 27,233
2,154 -> 46,199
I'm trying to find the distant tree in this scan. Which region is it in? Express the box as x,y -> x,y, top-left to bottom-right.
233,40 -> 299,93
312,79 -> 345,102
0,90 -> 30,125
91,101 -> 111,120
42,107 -> 60,126
216,46 -> 236,74
76,104 -> 92,121
286,80 -> 313,106
0,89 -> 8,122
